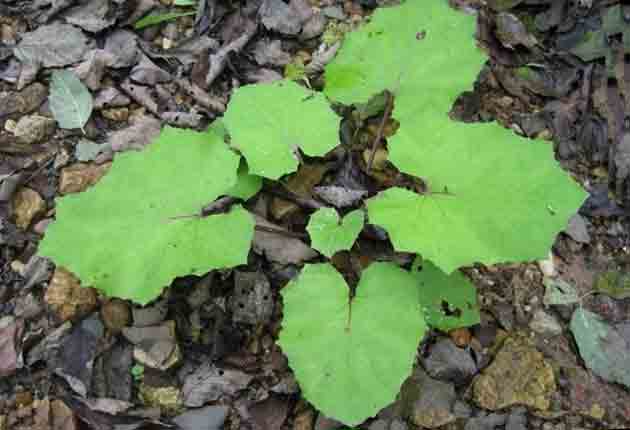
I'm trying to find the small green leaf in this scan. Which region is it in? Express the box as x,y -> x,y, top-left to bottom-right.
570,308 -> 630,389
174,0 -> 196,5
279,262 -> 426,426
39,126 -> 255,304
134,11 -> 196,30
223,80 -> 339,180
49,70 -> 93,132
307,208 -> 363,257
415,260 -> 480,331
543,278 -> 580,305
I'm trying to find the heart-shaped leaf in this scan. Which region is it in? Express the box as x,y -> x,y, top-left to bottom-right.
279,262 -> 426,425
306,208 -> 364,257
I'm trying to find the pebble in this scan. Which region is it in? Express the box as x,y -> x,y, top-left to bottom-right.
101,107 -> 129,122
101,299 -> 131,332
400,367 -> 457,428
45,267 -> 98,321
528,309 -> 563,336
12,187 -> 45,229
13,114 -> 56,144
59,162 -> 111,194
422,338 -> 477,382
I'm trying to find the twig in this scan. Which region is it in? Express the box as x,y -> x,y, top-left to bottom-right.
366,91 -> 394,173
206,25 -> 257,88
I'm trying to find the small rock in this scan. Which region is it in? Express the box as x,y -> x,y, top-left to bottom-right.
173,405 -> 229,430
422,338 -> 477,382
472,334 -> 556,411
4,119 -> 16,132
132,299 -> 168,326
101,107 -> 129,122
230,271 -> 274,325
401,368 -> 457,428
0,83 -> 47,117
59,162 -> 111,194
101,299 -> 131,332
12,187 -> 45,229
50,399 -> 78,430
45,267 -> 98,321
12,115 -> 56,144
449,327 -> 472,347
182,362 -> 253,407
314,413 -> 343,430
565,214 -> 590,244
529,310 -> 562,336
294,407 -> 315,430
139,383 -> 182,415
0,316 -> 23,377
44,266 -> 97,321
465,412 -> 507,430
505,407 -> 527,430
123,321 -> 181,370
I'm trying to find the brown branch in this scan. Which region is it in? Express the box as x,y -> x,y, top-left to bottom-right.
366,91 -> 394,173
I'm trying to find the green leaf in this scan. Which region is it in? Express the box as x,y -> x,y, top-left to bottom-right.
134,11 -> 196,30
49,70 -> 93,132
39,126 -> 255,304
306,208 -> 364,257
279,262 -> 426,426
328,1 -> 587,273
174,0 -> 196,5
415,260 -> 479,331
226,160 -> 263,200
570,308 -> 630,389
223,80 -> 339,180
543,278 -> 580,305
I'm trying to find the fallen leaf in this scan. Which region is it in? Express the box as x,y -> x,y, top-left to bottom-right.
49,70 -> 94,132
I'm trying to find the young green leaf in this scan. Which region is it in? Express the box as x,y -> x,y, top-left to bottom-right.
415,260 -> 480,331
49,70 -> 93,133
328,1 -> 587,273
279,263 -> 426,426
134,11 -> 196,30
39,126 -> 255,304
570,308 -> 630,389
223,80 -> 339,180
306,208 -> 363,257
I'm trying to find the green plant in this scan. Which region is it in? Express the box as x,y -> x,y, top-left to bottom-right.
39,0 -> 587,426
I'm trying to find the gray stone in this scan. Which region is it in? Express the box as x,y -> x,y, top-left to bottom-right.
529,309 -> 563,336
401,368 -> 457,428
464,412 -> 507,430
13,114 -> 56,144
173,405 -> 229,430
505,407 -> 528,430
565,214 -> 590,244
422,338 -> 477,382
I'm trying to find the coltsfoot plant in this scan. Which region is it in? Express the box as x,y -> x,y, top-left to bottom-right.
39,0 -> 587,426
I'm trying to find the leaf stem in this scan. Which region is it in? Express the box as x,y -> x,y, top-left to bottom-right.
366,91 -> 394,173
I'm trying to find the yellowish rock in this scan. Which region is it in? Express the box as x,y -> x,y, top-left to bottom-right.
473,333 -> 556,411
59,162 -> 111,195
101,107 -> 129,122
139,383 -> 182,416
45,267 -> 98,321
12,187 -> 45,229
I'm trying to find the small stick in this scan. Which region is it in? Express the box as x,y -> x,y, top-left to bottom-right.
366,92 -> 394,173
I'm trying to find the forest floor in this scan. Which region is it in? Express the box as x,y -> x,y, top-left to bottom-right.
2,0 -> 630,429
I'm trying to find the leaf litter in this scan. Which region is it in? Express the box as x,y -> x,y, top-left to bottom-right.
3,0 -> 630,429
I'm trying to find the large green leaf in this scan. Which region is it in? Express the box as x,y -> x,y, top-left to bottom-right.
223,80 -> 340,180
415,260 -> 480,331
39,126 -> 255,304
326,1 -> 587,273
279,263 -> 426,426
306,208 -> 364,257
